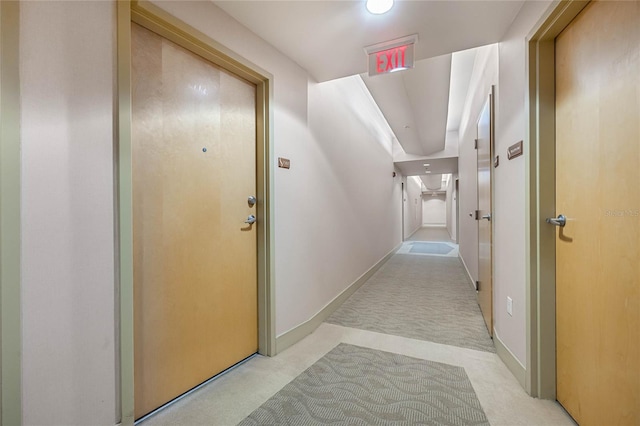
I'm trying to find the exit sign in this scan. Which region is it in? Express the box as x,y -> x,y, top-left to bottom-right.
365,34 -> 418,77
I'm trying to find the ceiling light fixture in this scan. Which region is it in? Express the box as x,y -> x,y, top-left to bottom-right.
366,0 -> 394,15
423,163 -> 430,167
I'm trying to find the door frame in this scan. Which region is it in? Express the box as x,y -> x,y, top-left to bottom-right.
401,181 -> 405,241
525,0 -> 590,399
476,89 -> 494,336
455,178 -> 460,244
0,2 -> 22,425
116,2 -> 275,424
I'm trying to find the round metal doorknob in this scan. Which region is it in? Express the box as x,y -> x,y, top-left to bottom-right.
482,214 -> 491,221
245,215 -> 256,225
248,196 -> 257,207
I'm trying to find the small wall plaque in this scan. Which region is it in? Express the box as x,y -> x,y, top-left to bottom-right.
508,141 -> 523,160
278,157 -> 291,169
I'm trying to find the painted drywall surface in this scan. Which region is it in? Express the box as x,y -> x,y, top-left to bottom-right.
445,173 -> 458,241
493,0 -> 554,367
423,196 -> 447,225
299,76 -> 401,330
456,1 -> 554,367
20,2 -> 117,424
457,45 -> 498,286
151,1 -> 402,336
404,176 -> 423,238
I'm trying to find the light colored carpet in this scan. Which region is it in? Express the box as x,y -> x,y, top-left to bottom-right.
239,343 -> 489,426
325,254 -> 495,353
407,226 -> 453,242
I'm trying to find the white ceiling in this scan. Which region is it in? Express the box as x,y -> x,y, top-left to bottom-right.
214,0 -> 524,174
394,156 -> 458,177
360,53 -> 452,156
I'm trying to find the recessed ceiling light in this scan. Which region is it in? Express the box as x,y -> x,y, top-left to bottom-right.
425,171 -> 432,174
423,163 -> 430,167
366,0 -> 394,14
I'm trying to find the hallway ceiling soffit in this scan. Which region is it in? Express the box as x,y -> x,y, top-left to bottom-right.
421,174 -> 444,191
395,157 -> 458,177
361,54 -> 452,156
214,0 -> 521,162
213,1 -> 524,82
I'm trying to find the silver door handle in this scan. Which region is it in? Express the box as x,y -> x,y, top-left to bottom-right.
546,214 -> 566,227
481,214 -> 491,221
248,196 -> 256,207
244,215 -> 256,225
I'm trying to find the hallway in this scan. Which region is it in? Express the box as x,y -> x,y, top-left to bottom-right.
141,231 -> 574,425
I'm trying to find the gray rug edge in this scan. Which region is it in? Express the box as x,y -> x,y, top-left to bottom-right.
238,343 -> 490,426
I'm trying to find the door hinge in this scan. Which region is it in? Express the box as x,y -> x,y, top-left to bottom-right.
476,281 -> 480,291
474,138 -> 479,149
474,210 -> 480,220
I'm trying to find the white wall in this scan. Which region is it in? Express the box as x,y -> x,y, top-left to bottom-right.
450,174 -> 460,242
20,2 -> 116,424
404,176 -> 423,238
445,176 -> 454,236
458,44 -> 498,286
493,0 -> 554,366
423,196 -> 446,225
456,1 -> 554,367
18,1 -> 403,421
285,75 -> 401,333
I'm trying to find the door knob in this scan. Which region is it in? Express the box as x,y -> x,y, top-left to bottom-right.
482,214 -> 491,221
247,196 -> 256,207
546,214 -> 566,227
244,214 -> 256,225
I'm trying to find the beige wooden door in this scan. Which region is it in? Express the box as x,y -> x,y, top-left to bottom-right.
555,1 -> 639,424
477,96 -> 493,336
131,23 -> 258,419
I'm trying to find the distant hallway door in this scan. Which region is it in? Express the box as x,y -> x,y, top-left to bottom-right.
554,1 -> 639,424
476,94 -> 493,337
131,22 -> 258,419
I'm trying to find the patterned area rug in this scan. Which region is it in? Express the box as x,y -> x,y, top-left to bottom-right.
239,344 -> 489,425
325,254 -> 495,353
409,242 -> 455,255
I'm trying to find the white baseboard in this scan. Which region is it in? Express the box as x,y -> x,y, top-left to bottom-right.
406,225 -> 421,239
494,329 -> 527,389
275,243 -> 401,354
458,254 -> 476,290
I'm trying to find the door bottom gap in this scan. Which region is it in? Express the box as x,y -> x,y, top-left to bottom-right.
135,352 -> 259,424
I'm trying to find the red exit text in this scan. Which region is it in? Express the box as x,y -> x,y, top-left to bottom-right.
376,45 -> 408,73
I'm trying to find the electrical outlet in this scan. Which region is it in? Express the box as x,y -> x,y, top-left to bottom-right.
507,297 -> 513,316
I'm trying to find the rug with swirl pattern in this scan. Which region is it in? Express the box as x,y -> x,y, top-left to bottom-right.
239,344 -> 489,425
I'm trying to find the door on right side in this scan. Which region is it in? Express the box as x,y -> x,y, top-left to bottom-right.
554,1 -> 639,424
477,96 -> 493,337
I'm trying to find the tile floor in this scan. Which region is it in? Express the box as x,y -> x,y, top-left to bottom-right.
142,323 -> 575,425
142,227 -> 575,425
